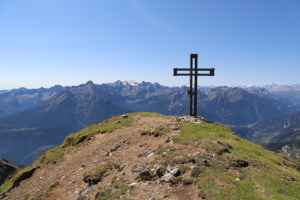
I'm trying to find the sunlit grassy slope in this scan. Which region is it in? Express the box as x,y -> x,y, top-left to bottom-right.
174,122 -> 300,199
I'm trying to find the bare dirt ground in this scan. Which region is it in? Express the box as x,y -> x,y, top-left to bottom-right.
2,115 -> 202,200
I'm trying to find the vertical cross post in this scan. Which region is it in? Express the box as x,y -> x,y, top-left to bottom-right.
173,54 -> 215,117
189,55 -> 193,115
192,54 -> 198,116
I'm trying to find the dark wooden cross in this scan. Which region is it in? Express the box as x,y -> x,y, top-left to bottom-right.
173,54 -> 215,116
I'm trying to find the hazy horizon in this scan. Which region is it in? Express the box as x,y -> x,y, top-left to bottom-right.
1,80 -> 299,91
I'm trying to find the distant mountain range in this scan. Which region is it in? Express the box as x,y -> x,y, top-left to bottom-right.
0,81 -> 299,165
266,85 -> 300,109
0,85 -> 64,117
245,84 -> 300,109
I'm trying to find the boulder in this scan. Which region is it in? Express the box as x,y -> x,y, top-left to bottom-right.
160,172 -> 174,182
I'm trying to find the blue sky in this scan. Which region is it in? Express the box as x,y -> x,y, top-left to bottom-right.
0,0 -> 299,89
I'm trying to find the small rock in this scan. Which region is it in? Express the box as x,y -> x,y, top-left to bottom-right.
147,152 -> 154,159
142,129 -> 154,135
165,137 -> 171,143
129,182 -> 138,186
156,125 -> 164,131
235,178 -> 240,181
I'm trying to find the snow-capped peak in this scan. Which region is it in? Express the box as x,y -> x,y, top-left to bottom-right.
122,80 -> 139,86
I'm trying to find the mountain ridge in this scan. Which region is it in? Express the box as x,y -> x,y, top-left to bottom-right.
0,85 -> 64,118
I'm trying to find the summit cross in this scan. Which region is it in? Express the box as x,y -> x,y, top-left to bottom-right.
173,54 -> 215,116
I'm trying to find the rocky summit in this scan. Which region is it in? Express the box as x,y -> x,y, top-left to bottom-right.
0,113 -> 300,199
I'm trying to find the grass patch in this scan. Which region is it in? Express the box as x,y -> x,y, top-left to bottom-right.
196,167 -> 262,200
95,178 -> 134,200
174,122 -> 234,144
63,115 -> 133,148
33,145 -> 67,166
0,179 -> 13,194
127,112 -> 173,118
83,163 -> 119,185
49,181 -> 59,189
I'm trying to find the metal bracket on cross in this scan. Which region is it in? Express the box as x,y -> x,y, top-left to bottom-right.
173,54 -> 215,116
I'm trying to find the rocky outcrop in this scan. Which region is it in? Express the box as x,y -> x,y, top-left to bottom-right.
0,159 -> 20,186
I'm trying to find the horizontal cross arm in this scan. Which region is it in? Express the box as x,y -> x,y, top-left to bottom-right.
175,68 -> 214,71
174,73 -> 215,76
173,68 -> 215,76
